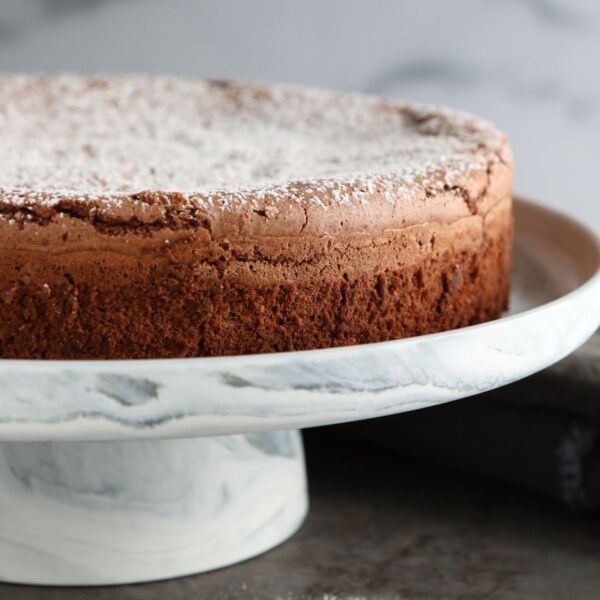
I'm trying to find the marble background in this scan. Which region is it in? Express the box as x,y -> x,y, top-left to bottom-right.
0,0 -> 598,228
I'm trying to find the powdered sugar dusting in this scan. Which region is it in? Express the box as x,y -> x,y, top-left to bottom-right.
0,75 -> 506,211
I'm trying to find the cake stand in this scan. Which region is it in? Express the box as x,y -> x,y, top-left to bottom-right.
0,199 -> 598,586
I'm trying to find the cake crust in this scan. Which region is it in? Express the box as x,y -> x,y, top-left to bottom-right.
0,75 -> 513,359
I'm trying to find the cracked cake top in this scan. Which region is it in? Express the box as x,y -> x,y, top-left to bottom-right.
0,74 -> 511,237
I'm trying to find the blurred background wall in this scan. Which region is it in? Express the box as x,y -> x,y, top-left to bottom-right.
0,0 -> 598,227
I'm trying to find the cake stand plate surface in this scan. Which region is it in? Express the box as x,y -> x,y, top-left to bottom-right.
0,198 -> 598,586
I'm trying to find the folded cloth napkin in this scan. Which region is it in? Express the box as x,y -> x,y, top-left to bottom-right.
310,330 -> 600,510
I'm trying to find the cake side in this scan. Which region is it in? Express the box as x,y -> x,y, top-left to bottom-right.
0,166 -> 512,359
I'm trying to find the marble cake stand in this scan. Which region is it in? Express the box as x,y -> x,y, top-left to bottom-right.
0,199 -> 599,586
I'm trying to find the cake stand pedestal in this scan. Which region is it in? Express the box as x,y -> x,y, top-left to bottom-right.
0,432 -> 307,585
0,199 -> 598,586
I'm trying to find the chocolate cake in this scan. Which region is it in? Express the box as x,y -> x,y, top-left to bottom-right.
0,75 -> 512,359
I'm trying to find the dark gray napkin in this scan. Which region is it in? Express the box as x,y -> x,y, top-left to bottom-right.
311,331 -> 600,510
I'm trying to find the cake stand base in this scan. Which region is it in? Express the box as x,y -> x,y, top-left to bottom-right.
0,430 -> 308,585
